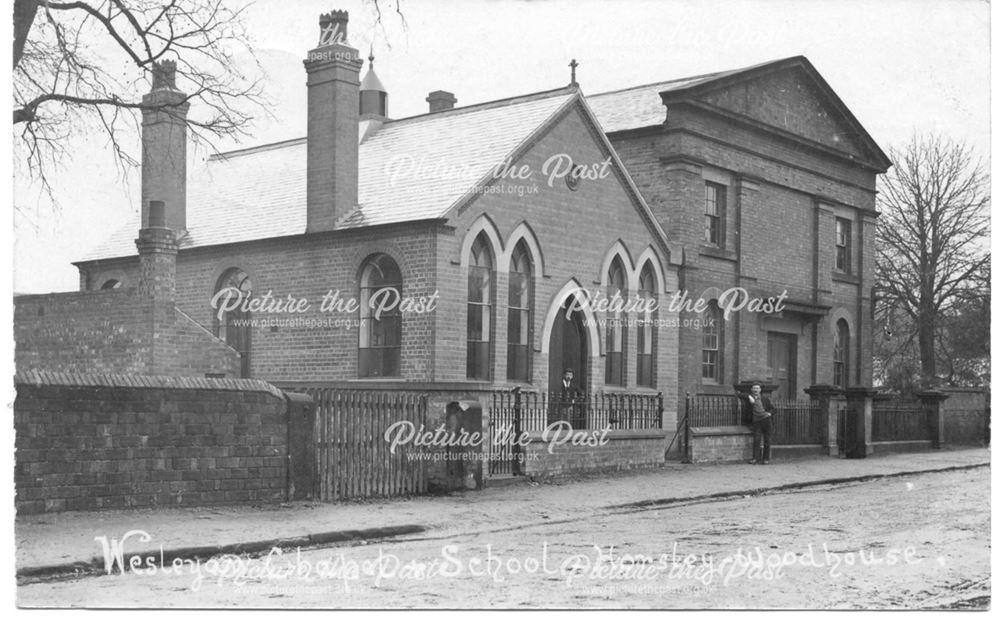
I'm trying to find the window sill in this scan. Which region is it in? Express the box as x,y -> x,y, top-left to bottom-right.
832,271 -> 861,285
699,381 -> 732,394
699,246 -> 737,262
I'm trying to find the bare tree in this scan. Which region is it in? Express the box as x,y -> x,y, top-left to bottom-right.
13,0 -> 267,201
875,133 -> 990,388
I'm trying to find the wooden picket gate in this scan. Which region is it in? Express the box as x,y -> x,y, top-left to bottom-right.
303,389 -> 429,501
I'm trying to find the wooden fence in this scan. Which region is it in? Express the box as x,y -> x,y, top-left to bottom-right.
299,388 -> 429,501
872,399 -> 932,442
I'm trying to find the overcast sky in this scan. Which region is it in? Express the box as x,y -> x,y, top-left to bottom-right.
11,0 -> 991,293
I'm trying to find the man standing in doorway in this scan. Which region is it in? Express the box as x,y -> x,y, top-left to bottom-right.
557,368 -> 584,429
740,383 -> 775,464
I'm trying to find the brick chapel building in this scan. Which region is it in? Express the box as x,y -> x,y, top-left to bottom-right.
17,11 -> 889,428
589,58 -> 891,401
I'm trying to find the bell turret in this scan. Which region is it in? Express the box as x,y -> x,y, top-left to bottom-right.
359,54 -> 387,120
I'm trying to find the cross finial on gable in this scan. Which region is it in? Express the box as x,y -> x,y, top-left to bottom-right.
569,58 -> 579,87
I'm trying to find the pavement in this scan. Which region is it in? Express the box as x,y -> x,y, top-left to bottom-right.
15,447 -> 990,580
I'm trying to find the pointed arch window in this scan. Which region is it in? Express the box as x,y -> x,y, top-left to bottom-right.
605,257 -> 627,386
507,242 -> 533,382
702,301 -> 723,382
213,268 -> 252,378
636,264 -> 656,387
834,319 -> 850,387
359,253 -> 403,378
467,234 -> 494,380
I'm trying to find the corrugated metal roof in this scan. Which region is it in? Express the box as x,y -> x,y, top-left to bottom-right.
80,89 -> 575,262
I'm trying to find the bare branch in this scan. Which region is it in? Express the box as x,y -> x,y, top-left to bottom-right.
875,132 -> 990,387
13,0 -> 270,211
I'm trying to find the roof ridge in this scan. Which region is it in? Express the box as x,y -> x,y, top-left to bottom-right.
206,87 -> 576,162
589,56 -> 801,99
209,136 -> 307,162
385,85 -> 576,125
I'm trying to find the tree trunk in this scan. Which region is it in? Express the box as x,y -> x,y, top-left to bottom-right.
13,0 -> 39,70
918,299 -> 937,388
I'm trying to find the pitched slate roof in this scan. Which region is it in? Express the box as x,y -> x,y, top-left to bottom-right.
586,65 -> 757,133
79,55 -> 887,263
79,88 -> 576,262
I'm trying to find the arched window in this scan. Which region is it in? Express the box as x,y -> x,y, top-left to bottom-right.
605,257 -> 627,386
467,234 -> 494,380
834,319 -> 850,387
100,279 -> 122,290
359,254 -> 403,378
213,268 -> 252,378
636,263 -> 656,387
507,242 -> 533,382
702,301 -> 723,382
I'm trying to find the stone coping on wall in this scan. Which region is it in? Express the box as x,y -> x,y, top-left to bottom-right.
689,425 -> 752,436
14,370 -> 285,400
14,287 -> 133,301
523,428 -> 669,441
272,380 -> 501,393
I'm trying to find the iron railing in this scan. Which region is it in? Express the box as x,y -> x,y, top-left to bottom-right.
686,394 -> 742,427
686,393 -> 823,445
488,388 -> 663,476
770,399 -> 823,445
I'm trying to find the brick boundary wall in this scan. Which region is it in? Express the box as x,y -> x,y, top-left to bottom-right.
521,429 -> 668,477
687,426 -> 753,463
14,371 -> 288,514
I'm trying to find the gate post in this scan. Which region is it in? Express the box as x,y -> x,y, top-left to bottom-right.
284,391 -> 317,500
805,384 -> 842,457
917,390 -> 948,449
683,392 -> 692,463
512,387 -> 522,476
844,387 -> 877,458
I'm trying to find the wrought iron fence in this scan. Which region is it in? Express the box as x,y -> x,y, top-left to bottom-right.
488,389 -> 663,476
686,394 -> 823,445
686,394 -> 742,427
872,399 -> 932,442
490,389 -> 662,432
770,399 -> 823,445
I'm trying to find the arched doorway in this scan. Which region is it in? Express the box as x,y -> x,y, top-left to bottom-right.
548,296 -> 588,394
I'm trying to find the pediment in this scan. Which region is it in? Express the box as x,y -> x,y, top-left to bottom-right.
681,62 -> 885,166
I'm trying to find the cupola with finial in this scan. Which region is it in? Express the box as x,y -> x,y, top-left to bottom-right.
359,52 -> 388,119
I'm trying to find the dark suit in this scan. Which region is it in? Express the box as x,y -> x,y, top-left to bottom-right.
740,392 -> 775,462
555,380 -> 584,429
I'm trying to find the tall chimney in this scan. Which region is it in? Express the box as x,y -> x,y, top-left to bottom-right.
141,60 -> 189,231
304,10 -> 362,233
135,200 -> 177,303
426,90 -> 457,113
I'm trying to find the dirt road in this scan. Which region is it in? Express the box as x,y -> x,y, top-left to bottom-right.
17,467 -> 990,609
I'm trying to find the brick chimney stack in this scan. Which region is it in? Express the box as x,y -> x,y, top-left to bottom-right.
135,200 -> 177,303
426,90 -> 457,113
304,10 -> 362,233
141,60 -> 189,231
